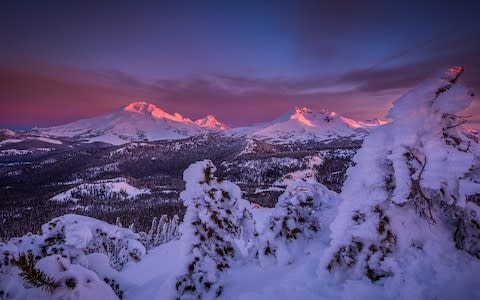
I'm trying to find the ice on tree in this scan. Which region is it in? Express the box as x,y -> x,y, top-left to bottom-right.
175,160 -> 256,299
259,180 -> 338,265
322,66 -> 480,294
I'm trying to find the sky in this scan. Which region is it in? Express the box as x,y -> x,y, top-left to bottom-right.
1,0 -> 480,129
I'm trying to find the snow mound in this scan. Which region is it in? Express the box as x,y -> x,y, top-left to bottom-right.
0,214 -> 146,299
259,180 -> 339,266
195,115 -> 229,130
35,255 -> 118,300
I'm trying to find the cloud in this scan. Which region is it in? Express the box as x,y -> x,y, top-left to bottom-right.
1,55 -> 479,129
0,63 -> 138,128
335,36 -> 480,93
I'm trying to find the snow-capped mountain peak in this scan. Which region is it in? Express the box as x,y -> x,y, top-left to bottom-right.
123,101 -> 193,124
38,101 -> 210,145
35,101 -> 381,145
288,106 -> 385,130
123,101 -> 158,114
228,106 -> 369,143
195,114 -> 229,130
290,107 -> 316,127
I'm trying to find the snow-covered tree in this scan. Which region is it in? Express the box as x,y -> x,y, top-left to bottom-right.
175,160 -> 256,299
323,67 -> 480,296
166,215 -> 181,243
148,217 -> 158,241
0,215 -> 142,298
140,215 -> 182,250
0,215 -> 145,272
259,180 -> 338,265
143,217 -> 158,249
3,254 -> 118,300
154,215 -> 169,246
115,217 -> 123,228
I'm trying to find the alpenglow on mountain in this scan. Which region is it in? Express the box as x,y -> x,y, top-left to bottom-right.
38,101 -> 228,145
38,102 -> 376,145
229,107 -> 369,143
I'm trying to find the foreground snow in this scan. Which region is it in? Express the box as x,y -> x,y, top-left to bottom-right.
3,203 -> 478,299
0,214 -> 145,299
123,205 -> 480,300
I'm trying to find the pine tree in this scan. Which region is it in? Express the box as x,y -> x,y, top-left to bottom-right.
115,217 -> 123,228
154,215 -> 168,245
175,160 -> 256,299
324,66 -> 480,283
167,215 -> 180,241
259,180 -> 337,265
147,217 -> 158,248
11,252 -> 62,292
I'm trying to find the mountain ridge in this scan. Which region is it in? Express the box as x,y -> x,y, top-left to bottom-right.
228,106 -> 370,143
33,101 -> 380,145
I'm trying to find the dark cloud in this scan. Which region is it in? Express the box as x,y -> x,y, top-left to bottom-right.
291,1 -> 480,75
336,36 -> 480,93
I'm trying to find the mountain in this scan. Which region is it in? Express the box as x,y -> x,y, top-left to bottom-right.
35,102 -> 371,145
0,128 -> 17,138
195,114 -> 229,130
228,107 -> 369,143
38,101 -> 223,145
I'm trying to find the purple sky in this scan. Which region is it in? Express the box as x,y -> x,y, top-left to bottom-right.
1,1 -> 479,129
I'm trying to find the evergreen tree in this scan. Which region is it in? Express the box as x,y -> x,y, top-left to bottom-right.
175,160 -> 256,299
259,180 -> 338,265
115,217 -> 123,228
147,217 -> 158,248
324,66 -> 480,284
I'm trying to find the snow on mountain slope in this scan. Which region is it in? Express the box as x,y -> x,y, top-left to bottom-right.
195,114 -> 229,130
50,177 -> 150,202
0,136 -> 63,146
34,102 -> 375,145
273,155 -> 323,187
38,101 -> 223,145
0,128 -> 17,138
228,107 -> 369,143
